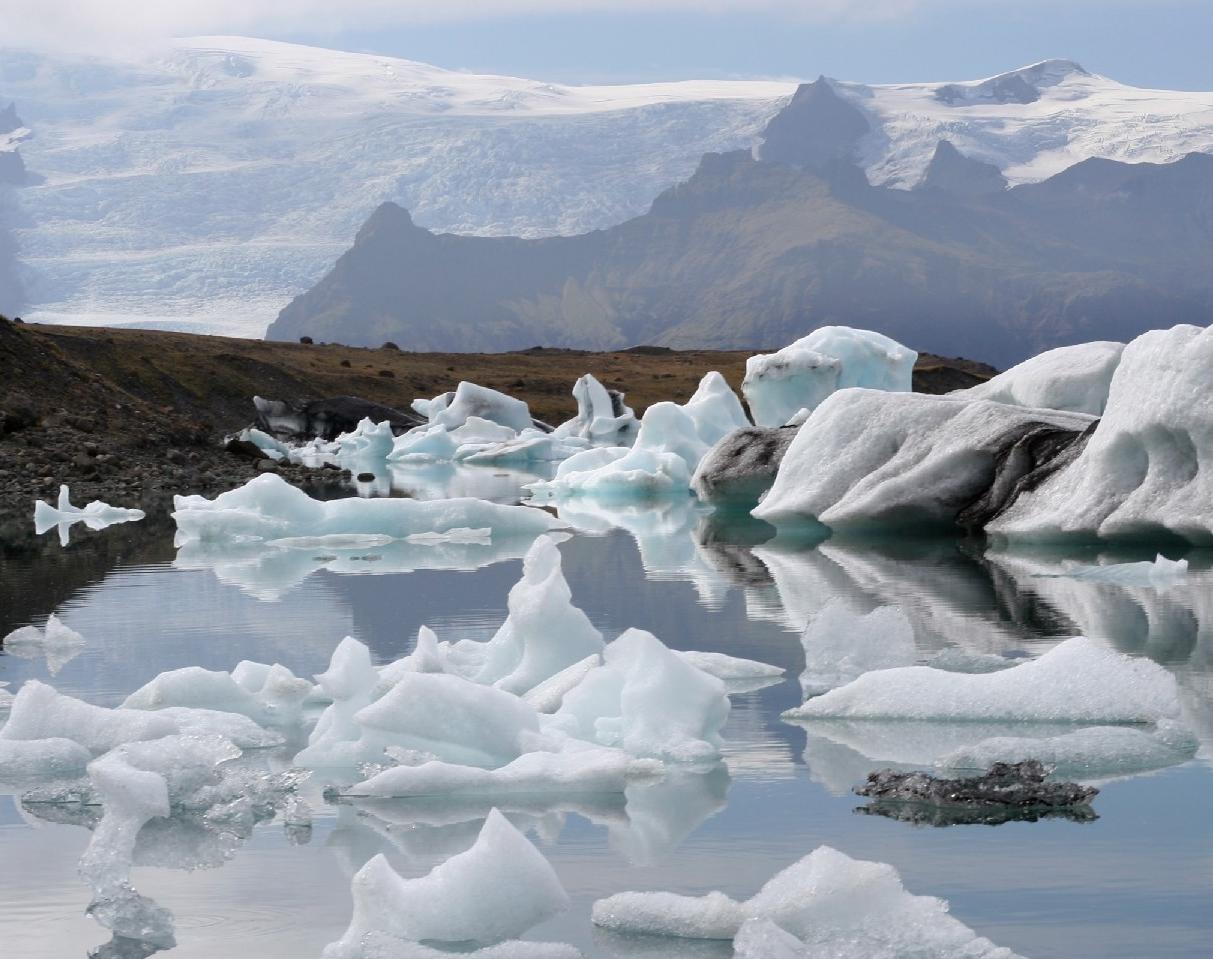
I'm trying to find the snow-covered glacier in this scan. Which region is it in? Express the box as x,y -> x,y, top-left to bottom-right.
6,41 -> 1213,336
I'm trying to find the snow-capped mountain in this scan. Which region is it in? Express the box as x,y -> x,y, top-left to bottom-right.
2,39 -> 1213,338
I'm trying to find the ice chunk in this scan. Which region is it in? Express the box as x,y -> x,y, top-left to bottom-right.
936,720 -> 1198,778
528,442 -> 691,500
294,636 -> 380,767
150,707 -> 286,750
691,425 -> 798,507
787,637 -> 1181,723
458,429 -> 590,467
429,382 -> 534,433
676,650 -> 783,681
388,424 -> 460,462
336,418 -> 397,459
552,628 -> 729,762
462,536 -> 605,696
344,747 -> 661,799
121,663 -> 311,727
732,919 -> 807,959
681,371 -> 751,448
742,327 -> 917,428
34,485 -> 145,544
450,416 -> 521,445
954,341 -> 1124,415
753,389 -> 1093,533
1055,553 -> 1188,586
593,845 -> 1020,957
553,373 -> 638,445
171,473 -> 564,543
376,627 -> 450,693
522,654 -> 602,714
237,426 -> 291,459
1,613 -> 86,675
323,809 -> 569,953
0,737 -> 92,779
990,325 -> 1213,543
799,601 -> 917,696
1,681 -> 177,754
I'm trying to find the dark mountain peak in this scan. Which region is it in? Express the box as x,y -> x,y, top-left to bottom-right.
917,140 -> 1008,196
0,102 -> 23,136
755,76 -> 869,172
936,60 -> 1089,106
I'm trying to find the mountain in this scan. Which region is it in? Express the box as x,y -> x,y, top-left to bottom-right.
269,79 -> 1213,366
5,41 -> 1213,337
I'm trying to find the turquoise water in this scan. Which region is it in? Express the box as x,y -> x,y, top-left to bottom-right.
1,485 -> 1211,958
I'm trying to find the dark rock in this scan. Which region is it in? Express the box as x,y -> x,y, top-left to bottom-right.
356,472 -> 376,482
917,140 -> 1008,196
854,761 -> 1098,827
224,438 -> 264,460
252,395 -> 423,442
692,426 -> 797,508
255,459 -> 279,473
165,448 -> 186,465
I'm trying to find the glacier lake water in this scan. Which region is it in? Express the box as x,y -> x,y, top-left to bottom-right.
1,476 -> 1211,959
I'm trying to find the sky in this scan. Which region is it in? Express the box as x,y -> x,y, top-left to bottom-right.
1,0 -> 1211,89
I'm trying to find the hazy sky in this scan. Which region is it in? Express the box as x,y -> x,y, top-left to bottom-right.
2,1 -> 1211,90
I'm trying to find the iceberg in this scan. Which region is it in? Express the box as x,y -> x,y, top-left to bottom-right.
523,655 -> 602,714
989,324 -> 1213,543
343,747 -> 661,799
429,382 -> 535,433
171,473 -> 564,543
787,637 -> 1181,723
1,613 -> 86,676
458,429 -> 591,467
553,373 -> 639,445
753,389 -> 1094,533
742,327 -> 917,428
294,636 -> 380,767
121,663 -> 313,727
676,650 -> 783,681
456,536 -> 605,696
323,809 -> 569,954
0,736 -> 92,780
592,844 -> 1021,957
1,681 -> 179,754
551,628 -> 730,762
34,485 -> 145,545
335,418 -> 397,459
388,424 -> 460,462
954,340 -> 1124,416
681,371 -> 751,448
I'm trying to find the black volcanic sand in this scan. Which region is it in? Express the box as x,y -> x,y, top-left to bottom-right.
0,317 -> 995,516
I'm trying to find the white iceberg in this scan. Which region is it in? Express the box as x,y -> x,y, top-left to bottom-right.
551,628 -> 729,762
787,637 -> 1181,724
954,340 -> 1124,416
34,485 -> 145,545
456,536 -> 605,696
522,654 -> 602,714
0,736 -> 93,780
1,681 -> 179,754
676,650 -> 783,682
681,371 -> 751,448
323,808 -> 569,954
295,636 -> 380,767
742,327 -> 917,429
336,418 -> 397,459
171,473 -> 564,543
1,613 -> 86,676
989,324 -> 1213,543
592,844 -> 1021,958
388,424 -> 461,462
121,663 -> 312,727
753,389 -> 1094,533
428,382 -> 534,433
553,373 -> 638,445
458,429 -> 591,467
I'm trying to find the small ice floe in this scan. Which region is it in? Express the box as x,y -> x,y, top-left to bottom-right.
122,661 -> 314,728
591,844 -> 1022,957
1053,553 -> 1188,587
741,326 -> 917,428
854,760 -> 1099,827
322,809 -> 571,957
170,473 -> 564,543
1,613 -> 86,675
786,636 -> 1181,725
34,485 -> 145,545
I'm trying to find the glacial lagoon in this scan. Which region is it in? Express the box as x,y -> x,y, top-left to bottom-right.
1,466 -> 1211,959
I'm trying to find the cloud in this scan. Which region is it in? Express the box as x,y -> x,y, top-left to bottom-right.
0,0 -> 921,53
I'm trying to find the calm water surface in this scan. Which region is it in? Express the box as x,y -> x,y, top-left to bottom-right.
1,474 -> 1210,959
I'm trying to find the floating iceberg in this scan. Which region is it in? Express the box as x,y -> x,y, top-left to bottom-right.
428,382 -> 535,433
787,637 -> 1181,724
691,425 -> 799,508
1,681 -> 179,754
235,426 -> 292,459
742,327 -> 917,429
554,373 -> 638,445
936,720 -> 1198,778
681,371 -> 751,448
0,736 -> 92,780
989,324 -> 1213,543
753,389 -> 1094,533
458,429 -> 591,467
551,628 -> 729,762
171,473 -> 564,543
336,417 -> 398,459
1,613 -> 86,676
454,536 -> 605,696
343,747 -> 661,800
387,424 -> 461,462
676,650 -> 783,681
954,340 -> 1124,416
592,844 -> 1021,957
323,809 -> 569,955
295,636 -> 380,767
34,485 -> 145,545
122,663 -> 313,727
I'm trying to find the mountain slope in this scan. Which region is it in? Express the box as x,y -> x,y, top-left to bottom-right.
269,80 -> 1213,366
6,42 -> 1213,337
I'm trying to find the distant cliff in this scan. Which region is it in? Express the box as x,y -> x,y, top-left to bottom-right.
270,79 -> 1213,366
